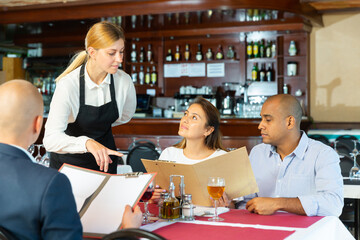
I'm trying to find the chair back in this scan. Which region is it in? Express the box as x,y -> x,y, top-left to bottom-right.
309,134 -> 330,146
102,228 -> 166,240
127,139 -> 160,173
335,135 -> 358,155
0,227 -> 11,240
340,155 -> 354,177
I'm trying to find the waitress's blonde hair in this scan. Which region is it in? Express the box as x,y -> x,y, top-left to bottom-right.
56,21 -> 125,82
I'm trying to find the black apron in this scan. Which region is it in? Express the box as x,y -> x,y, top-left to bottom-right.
50,64 -> 119,173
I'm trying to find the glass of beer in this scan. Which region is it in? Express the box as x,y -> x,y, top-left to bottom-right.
207,177 -> 225,221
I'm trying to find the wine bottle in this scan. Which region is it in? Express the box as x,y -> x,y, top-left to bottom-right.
196,44 -> 203,61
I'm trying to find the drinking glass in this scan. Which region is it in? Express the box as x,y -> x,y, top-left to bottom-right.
141,181 -> 155,224
349,152 -> 360,180
155,137 -> 162,154
352,140 -> 359,155
41,152 -> 50,167
27,144 -> 35,155
34,144 -> 43,163
207,177 -> 225,221
333,140 -> 344,158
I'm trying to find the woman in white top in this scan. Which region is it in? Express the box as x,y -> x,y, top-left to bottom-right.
43,21 -> 136,173
159,97 -> 227,164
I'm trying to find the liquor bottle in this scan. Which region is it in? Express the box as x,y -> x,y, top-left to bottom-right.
206,48 -> 213,60
251,63 -> 258,81
253,41 -> 259,58
131,65 -> 137,84
288,40 -> 297,56
145,67 -> 151,85
253,9 -> 260,21
259,63 -> 265,82
147,14 -> 153,28
215,45 -> 224,60
196,44 -> 203,61
283,84 -> 289,94
151,65 -> 157,85
184,44 -> 190,61
259,39 -> 265,58
139,46 -> 145,63
226,46 -> 235,60
271,41 -> 276,57
130,43 -> 137,62
265,40 -> 272,58
131,15 -> 136,29
266,63 -> 273,82
246,41 -> 253,59
175,45 -> 181,61
184,12 -> 190,24
147,44 -> 153,62
166,49 -> 173,62
138,66 -> 144,85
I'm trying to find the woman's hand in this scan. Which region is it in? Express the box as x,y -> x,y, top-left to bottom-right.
86,139 -> 123,172
149,185 -> 167,204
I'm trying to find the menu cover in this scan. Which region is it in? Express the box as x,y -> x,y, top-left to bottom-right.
142,146 -> 258,206
59,164 -> 156,238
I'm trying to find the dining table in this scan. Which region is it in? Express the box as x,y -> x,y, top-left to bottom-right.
140,203 -> 354,240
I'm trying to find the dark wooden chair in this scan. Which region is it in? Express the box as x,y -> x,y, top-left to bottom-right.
102,228 -> 166,240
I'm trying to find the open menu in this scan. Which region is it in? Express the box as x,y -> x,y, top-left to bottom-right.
142,146 -> 258,206
59,164 -> 156,238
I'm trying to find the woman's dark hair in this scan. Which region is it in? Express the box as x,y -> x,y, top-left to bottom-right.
174,97 -> 226,151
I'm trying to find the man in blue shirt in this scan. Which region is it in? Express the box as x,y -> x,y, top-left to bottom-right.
244,94 -> 343,216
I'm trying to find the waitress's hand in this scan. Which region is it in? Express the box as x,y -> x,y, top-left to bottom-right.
86,139 -> 123,172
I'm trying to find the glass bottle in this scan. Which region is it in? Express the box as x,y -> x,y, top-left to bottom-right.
271,41 -> 276,57
139,46 -> 145,63
147,44 -> 153,62
145,67 -> 151,85
206,48 -> 213,60
182,194 -> 194,221
162,183 -> 180,219
251,63 -> 258,81
288,40 -> 297,56
175,45 -> 181,61
131,65 -> 137,84
226,46 -> 235,60
138,66 -> 144,85
259,39 -> 265,58
283,83 -> 289,94
166,49 -> 173,62
184,44 -> 190,61
259,63 -> 265,82
265,40 -> 272,58
246,41 -> 253,59
159,192 -> 169,219
151,65 -> 157,85
266,63 -> 273,82
215,45 -> 224,60
196,44 -> 203,61
130,43 -> 137,62
131,15 -> 136,29
253,41 -> 259,58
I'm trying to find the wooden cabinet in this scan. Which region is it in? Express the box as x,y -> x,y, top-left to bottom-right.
121,10 -> 310,115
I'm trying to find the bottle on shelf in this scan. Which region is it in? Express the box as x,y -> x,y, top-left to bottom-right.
184,44 -> 190,61
215,45 -> 224,60
253,9 -> 260,21
247,41 -> 253,59
265,40 -> 272,58
147,14 -> 153,28
131,15 -> 136,29
266,63 -> 273,82
151,65 -> 157,85
288,40 -> 297,56
251,63 -> 258,81
259,63 -> 265,82
271,41 -> 276,57
147,44 -> 153,62
139,46 -> 145,63
145,67 -> 151,85
166,48 -> 173,62
184,12 -> 190,24
175,45 -> 181,61
138,66 -> 144,85
206,48 -> 213,60
259,39 -> 265,58
196,44 -> 203,61
283,83 -> 289,94
253,41 -> 259,58
226,46 -> 235,60
130,43 -> 137,62
131,65 -> 137,84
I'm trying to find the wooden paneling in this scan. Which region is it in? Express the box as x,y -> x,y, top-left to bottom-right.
2,57 -> 25,81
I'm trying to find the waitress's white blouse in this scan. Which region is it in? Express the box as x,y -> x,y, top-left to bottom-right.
43,65 -> 136,154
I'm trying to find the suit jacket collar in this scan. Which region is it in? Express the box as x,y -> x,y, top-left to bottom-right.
0,143 -> 32,162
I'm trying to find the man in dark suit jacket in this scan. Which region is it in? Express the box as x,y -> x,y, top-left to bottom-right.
0,80 -> 83,239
